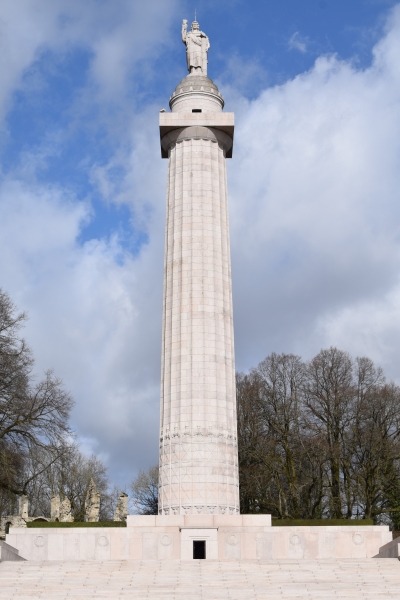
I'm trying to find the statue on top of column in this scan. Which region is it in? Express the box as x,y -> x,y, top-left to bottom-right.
182,19 -> 210,77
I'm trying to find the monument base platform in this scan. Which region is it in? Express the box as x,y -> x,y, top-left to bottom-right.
5,514 -> 392,561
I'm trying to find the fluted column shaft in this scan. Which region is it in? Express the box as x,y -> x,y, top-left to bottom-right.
159,126 -> 239,516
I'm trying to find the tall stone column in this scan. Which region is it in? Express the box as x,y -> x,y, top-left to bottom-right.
158,73 -> 239,516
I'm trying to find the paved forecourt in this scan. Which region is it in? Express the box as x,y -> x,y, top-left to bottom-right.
1,558 -> 400,599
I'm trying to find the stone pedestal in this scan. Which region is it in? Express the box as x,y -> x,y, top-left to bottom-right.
6,517 -> 392,561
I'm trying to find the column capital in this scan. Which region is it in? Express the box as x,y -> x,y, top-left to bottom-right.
159,112 -> 234,158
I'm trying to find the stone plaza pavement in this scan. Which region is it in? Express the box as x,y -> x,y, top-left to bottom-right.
1,559 -> 400,599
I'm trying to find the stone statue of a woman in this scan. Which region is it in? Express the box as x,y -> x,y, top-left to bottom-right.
182,19 -> 210,76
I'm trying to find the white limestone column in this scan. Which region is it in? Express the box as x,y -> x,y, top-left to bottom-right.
158,76 -> 239,516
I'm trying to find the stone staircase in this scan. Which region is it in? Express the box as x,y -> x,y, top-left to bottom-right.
0,559 -> 400,599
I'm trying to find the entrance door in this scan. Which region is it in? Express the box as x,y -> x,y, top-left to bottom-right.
193,540 -> 206,559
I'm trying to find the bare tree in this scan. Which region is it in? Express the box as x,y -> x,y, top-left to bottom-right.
255,353 -> 306,518
130,466 -> 158,515
237,371 -> 270,514
351,377 -> 400,520
239,353 -> 330,520
303,348 -> 354,519
0,289 -> 74,497
25,442 -> 112,520
237,347 -> 400,527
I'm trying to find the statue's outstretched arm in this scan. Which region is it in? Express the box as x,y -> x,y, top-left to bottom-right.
182,19 -> 187,43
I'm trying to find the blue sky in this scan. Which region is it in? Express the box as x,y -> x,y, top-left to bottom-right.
0,0 -> 400,488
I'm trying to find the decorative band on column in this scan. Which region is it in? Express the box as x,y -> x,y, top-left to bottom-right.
161,126 -> 233,155
160,426 -> 237,445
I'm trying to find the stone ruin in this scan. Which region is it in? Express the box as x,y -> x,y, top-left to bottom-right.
19,495 -> 28,519
114,492 -> 128,522
1,486 -> 129,537
0,495 -> 49,538
85,478 -> 101,522
50,495 -> 74,523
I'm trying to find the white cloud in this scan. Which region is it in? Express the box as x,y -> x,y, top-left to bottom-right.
316,283 -> 400,381
0,0 -> 180,123
228,5 -> 400,374
288,32 -> 308,53
0,151 -> 165,482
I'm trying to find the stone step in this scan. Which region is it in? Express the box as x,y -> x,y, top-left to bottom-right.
0,559 -> 399,599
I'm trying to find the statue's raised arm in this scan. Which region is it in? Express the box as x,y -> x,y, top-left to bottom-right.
182,19 -> 188,44
182,19 -> 210,77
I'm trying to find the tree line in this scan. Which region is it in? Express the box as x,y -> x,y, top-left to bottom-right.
0,289 -> 124,521
237,349 -> 400,527
121,349 -> 400,529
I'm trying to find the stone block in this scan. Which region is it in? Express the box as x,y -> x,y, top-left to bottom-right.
94,532 -> 111,560
184,514 -> 214,527
376,537 -> 400,558
110,529 -> 128,559
242,514 -> 271,527
142,533 -> 158,559
155,515 -> 184,527
127,515 -> 156,527
317,530 -> 336,559
47,533 -> 64,561
223,531 -> 241,560
254,532 -> 273,560
0,541 -> 25,562
158,531 -> 179,559
213,514 -> 242,527
159,111 -> 234,137
30,530 -> 48,561
63,533 -> 80,561
127,532 -> 142,560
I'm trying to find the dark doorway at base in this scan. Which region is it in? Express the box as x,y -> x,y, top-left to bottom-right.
193,540 -> 206,559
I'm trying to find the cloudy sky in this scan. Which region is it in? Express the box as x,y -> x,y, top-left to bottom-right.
1,0 -> 400,486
